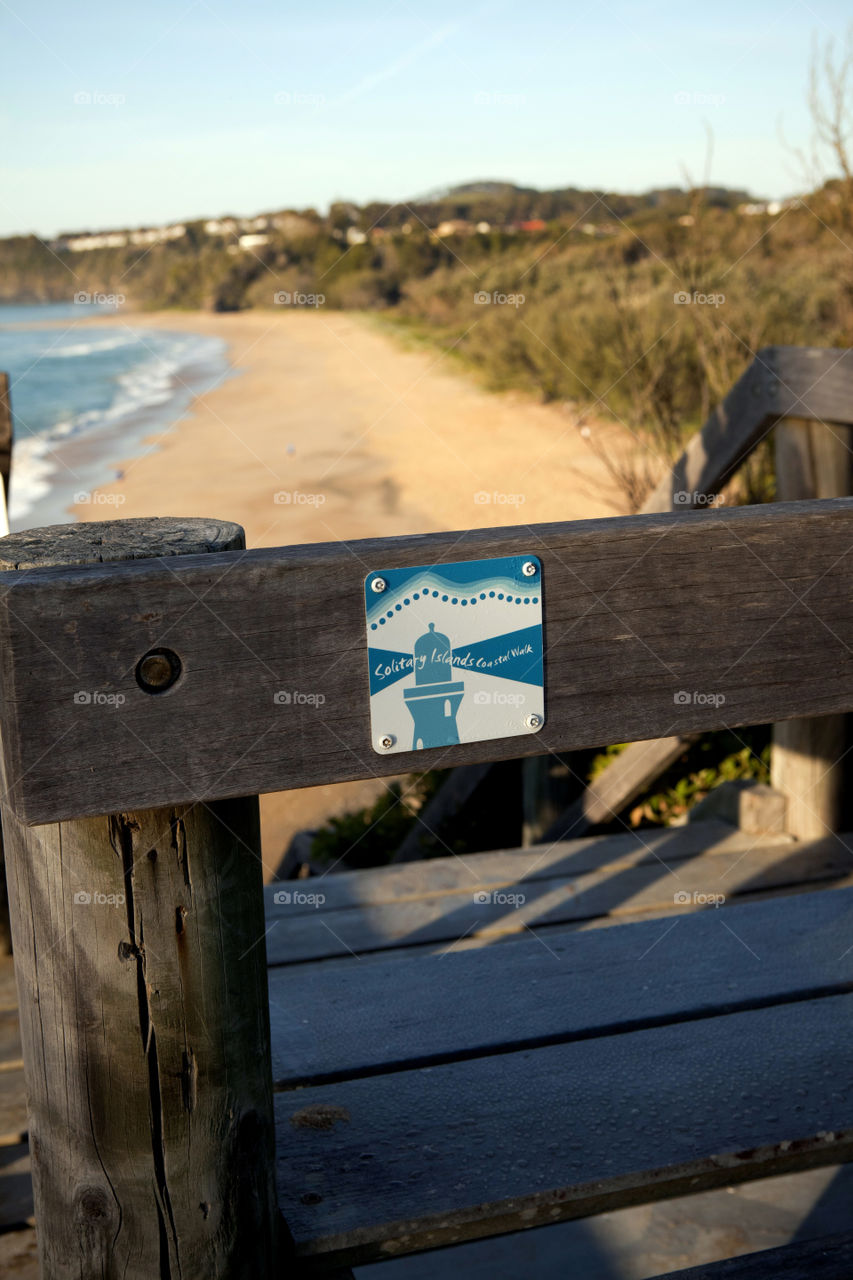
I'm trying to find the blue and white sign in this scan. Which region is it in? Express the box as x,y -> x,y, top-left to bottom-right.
365,555 -> 545,755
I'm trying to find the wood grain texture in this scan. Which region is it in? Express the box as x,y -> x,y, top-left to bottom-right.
263,829 -> 849,965
2,744 -> 282,1280
0,517 -> 245,953
654,1230 -> 853,1279
275,993 -> 853,1266
3,499 -> 853,824
268,882 -> 853,1087
0,516 -> 246,570
0,519 -> 281,1280
773,713 -> 846,838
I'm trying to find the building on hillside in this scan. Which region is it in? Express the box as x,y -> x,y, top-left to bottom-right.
435,219 -> 474,237
738,199 -> 799,216
237,233 -> 270,250
128,224 -> 185,246
65,232 -> 129,251
204,218 -> 239,235
130,228 -> 164,246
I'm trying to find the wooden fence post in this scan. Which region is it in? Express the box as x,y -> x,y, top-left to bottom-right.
0,518 -> 280,1278
771,418 -> 851,838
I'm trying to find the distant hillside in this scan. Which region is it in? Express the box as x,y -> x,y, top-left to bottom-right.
0,179 -> 765,310
3,176 -> 849,502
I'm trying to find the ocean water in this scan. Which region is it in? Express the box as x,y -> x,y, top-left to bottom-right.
0,303 -> 232,530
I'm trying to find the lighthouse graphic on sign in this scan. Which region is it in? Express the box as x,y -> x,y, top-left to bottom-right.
403,622 -> 465,749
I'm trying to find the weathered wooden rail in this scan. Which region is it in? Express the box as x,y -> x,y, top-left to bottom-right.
0,493 -> 853,1277
1,498 -> 852,824
532,344 -> 853,844
641,344 -> 853,513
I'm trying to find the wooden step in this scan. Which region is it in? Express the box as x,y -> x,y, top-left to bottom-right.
269,883 -> 853,1087
263,824 -> 850,965
275,991 -> 853,1269
263,821 -> 779,917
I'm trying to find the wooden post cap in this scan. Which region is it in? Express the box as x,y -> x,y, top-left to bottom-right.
0,516 -> 244,569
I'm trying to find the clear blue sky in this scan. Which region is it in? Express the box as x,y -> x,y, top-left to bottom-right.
1,0 -> 850,236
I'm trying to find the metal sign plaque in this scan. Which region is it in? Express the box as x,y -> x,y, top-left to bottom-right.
365,555 -> 544,756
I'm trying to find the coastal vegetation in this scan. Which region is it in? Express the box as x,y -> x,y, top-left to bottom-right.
6,64 -> 852,864
5,177 -> 853,503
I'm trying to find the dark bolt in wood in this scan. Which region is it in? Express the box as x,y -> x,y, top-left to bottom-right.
136,647 -> 182,692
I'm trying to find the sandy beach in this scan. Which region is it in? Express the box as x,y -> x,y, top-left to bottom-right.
70,309 -> 630,871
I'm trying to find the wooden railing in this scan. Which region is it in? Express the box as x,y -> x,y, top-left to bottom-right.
2,349 -> 853,1274
530,344 -> 853,844
0,501 -> 852,1273
647,345 -> 853,842
640,344 -> 853,514
1,499 -> 852,825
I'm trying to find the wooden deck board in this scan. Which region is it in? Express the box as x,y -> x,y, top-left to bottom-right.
269,884 -> 853,1087
264,831 -> 851,965
6,830 -> 852,1264
275,993 -> 853,1267
262,822 -> 788,917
